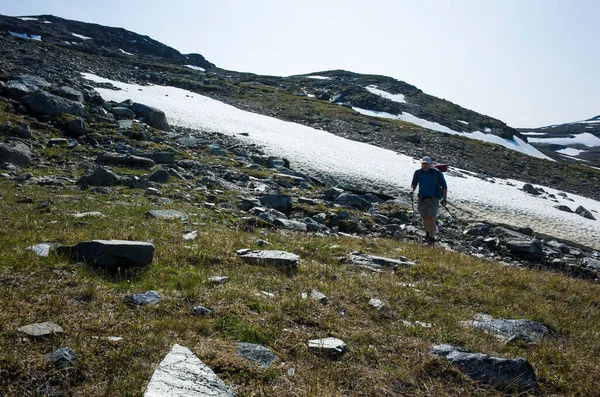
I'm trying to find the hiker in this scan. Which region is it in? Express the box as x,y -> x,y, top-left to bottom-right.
409,156 -> 448,245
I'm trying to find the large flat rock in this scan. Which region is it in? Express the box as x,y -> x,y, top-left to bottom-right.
144,344 -> 235,397
57,240 -> 154,268
237,250 -> 299,268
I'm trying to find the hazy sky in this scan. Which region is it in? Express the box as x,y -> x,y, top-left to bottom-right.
2,0 -> 599,127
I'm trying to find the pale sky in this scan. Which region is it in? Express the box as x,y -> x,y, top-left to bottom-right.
2,0 -> 599,128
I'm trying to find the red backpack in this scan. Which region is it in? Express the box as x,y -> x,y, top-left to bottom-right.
433,163 -> 448,172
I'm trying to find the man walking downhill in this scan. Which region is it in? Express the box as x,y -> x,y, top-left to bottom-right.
409,156 -> 448,246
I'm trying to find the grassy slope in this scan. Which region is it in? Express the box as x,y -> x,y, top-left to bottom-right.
1,114 -> 600,396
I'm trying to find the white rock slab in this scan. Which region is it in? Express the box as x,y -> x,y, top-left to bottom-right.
18,321 -> 63,337
307,337 -> 347,356
144,344 -> 235,397
369,298 -> 385,311
26,243 -> 52,257
237,250 -> 299,267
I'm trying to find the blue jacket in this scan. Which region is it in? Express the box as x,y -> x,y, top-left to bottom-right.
411,168 -> 447,198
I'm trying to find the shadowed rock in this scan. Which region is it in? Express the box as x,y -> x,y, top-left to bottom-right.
461,314 -> 552,343
25,90 -> 85,117
144,344 -> 235,396
57,240 -> 154,268
432,344 -> 537,392
78,166 -> 121,187
236,343 -> 278,368
47,347 -> 77,367
7,75 -> 51,100
132,102 -> 169,131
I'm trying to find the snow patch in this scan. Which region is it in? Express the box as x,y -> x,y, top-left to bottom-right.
19,17 -> 38,21
457,120 -> 469,125
305,75 -> 330,80
185,65 -> 205,71
119,49 -> 134,55
81,73 -> 600,249
528,133 -> 600,147
72,33 -> 92,40
8,31 -> 41,41
556,147 -> 586,156
365,85 -> 406,104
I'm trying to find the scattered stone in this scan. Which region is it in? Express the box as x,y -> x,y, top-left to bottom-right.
57,240 -> 155,268
145,210 -> 188,221
26,243 -> 52,257
72,212 -> 104,218
236,343 -> 278,368
432,344 -> 537,392
207,276 -> 228,285
127,290 -> 161,306
47,347 -> 77,367
183,230 -> 198,241
18,321 -> 63,337
461,314 -> 552,343
237,250 -> 300,268
144,344 -> 235,396
192,306 -> 212,316
369,298 -> 385,311
131,102 -> 169,131
302,289 -> 328,303
348,252 -> 415,270
307,337 -> 347,357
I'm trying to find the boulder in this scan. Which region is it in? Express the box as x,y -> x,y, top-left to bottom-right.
554,205 -> 573,213
334,192 -> 372,211
57,240 -> 155,268
144,344 -> 235,397
96,152 -> 155,168
432,344 -> 537,392
236,343 -> 278,368
53,86 -> 84,102
112,107 -> 135,119
237,250 -> 299,268
7,75 -> 51,100
147,168 -> 171,183
259,194 -> 292,214
131,102 -> 169,131
78,166 -> 121,187
25,90 -> 85,117
67,117 -> 86,136
575,206 -> 596,220
506,240 -> 544,260
0,142 -> 32,167
522,183 -> 541,195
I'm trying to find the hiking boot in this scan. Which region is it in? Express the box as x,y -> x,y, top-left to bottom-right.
427,235 -> 435,247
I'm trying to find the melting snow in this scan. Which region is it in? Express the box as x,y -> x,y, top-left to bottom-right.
352,107 -> 553,160
19,17 -> 38,21
8,31 -> 41,41
457,120 -> 469,125
305,75 -> 330,80
185,65 -> 205,71
556,148 -> 586,156
521,132 -> 548,136
81,72 -> 600,249
72,33 -> 92,40
365,85 -> 406,104
119,49 -> 134,56
528,133 -> 600,147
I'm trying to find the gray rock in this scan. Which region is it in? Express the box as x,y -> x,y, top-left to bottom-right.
348,252 -> 415,270
0,142 -> 32,167
112,106 -> 136,119
307,337 -> 347,357
461,314 -> 552,343
47,138 -> 69,147
334,192 -> 372,211
25,90 -> 85,117
323,187 -> 344,200
192,306 -> 212,316
122,175 -> 150,189
131,102 -> 169,131
259,194 -> 292,214
237,250 -> 300,268
581,257 -> 600,270
183,231 -> 198,241
7,75 -> 51,100
147,168 -> 171,183
67,117 -> 86,136
239,197 -> 261,211
145,210 -> 188,221
57,240 -> 154,268
144,344 -> 235,397
575,206 -> 596,220
26,243 -> 52,257
96,152 -> 155,168
139,152 -> 175,164
302,289 -> 328,303
18,321 -> 63,337
145,187 -> 163,196
463,223 -> 491,236
522,183 -> 541,195
273,218 -> 308,231
207,276 -> 228,285
47,347 -> 77,367
236,343 -> 278,368
432,344 -> 537,391
127,290 -> 161,305
369,298 -> 386,311
78,166 -> 121,187
554,205 -> 573,213
506,240 -> 544,260
53,86 -> 84,102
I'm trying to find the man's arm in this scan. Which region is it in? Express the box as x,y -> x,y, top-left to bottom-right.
409,170 -> 419,197
438,171 -> 448,206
